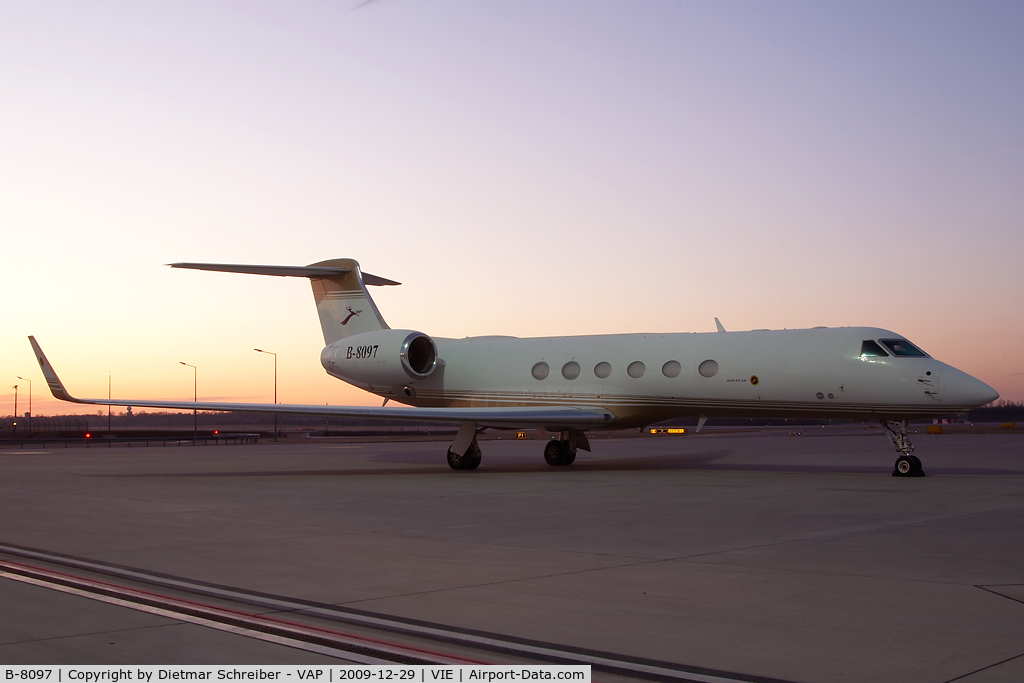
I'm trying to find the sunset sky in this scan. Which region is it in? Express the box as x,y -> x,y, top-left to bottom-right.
2,1 -> 1022,416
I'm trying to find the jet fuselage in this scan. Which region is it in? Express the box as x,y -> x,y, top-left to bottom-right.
323,325 -> 996,428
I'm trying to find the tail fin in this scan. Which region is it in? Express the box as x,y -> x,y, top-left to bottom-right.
307,258 -> 394,344
168,258 -> 400,345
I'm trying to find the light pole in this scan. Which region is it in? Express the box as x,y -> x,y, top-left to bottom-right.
17,377 -> 31,436
179,362 -> 197,442
107,372 -> 112,436
254,349 -> 277,441
11,384 -> 17,437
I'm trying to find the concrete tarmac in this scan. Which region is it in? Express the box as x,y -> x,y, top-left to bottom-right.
1,429 -> 1023,682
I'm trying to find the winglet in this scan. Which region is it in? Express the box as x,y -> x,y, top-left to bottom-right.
715,317 -> 726,333
27,337 -> 79,403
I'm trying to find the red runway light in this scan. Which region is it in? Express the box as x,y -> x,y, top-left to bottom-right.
85,433 -> 91,438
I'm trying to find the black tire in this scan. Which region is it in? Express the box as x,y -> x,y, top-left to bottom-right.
544,440 -> 565,466
563,450 -> 576,465
448,439 -> 482,471
894,455 -> 913,476
447,448 -> 463,470
909,455 -> 925,476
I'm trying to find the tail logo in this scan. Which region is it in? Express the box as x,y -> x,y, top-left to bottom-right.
341,307 -> 362,326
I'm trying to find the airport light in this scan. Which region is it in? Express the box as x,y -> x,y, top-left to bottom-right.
179,362 -> 197,442
11,385 -> 17,437
254,349 -> 278,441
17,376 -> 31,436
107,372 -> 112,436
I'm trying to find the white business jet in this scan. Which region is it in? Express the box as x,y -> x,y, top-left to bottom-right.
28,258 -> 998,476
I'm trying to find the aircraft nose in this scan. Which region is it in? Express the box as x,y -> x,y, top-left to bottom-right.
943,367 -> 999,407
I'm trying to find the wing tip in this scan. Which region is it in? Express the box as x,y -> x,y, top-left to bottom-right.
27,336 -> 77,402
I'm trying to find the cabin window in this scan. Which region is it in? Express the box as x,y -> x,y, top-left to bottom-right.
531,362 -> 549,380
627,361 -> 646,378
698,359 -> 719,378
594,362 -> 611,379
880,339 -> 929,357
662,360 -> 681,378
860,340 -> 889,357
561,361 -> 580,380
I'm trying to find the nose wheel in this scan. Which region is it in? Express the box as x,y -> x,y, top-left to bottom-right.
883,420 -> 925,477
894,454 -> 924,477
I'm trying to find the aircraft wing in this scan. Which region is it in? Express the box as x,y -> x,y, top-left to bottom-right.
27,337 -> 614,430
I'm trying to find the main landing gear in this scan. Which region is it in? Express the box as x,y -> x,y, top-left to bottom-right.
447,439 -> 481,470
544,430 -> 590,467
447,422 -> 483,471
544,440 -> 575,466
445,425 -> 592,471
882,420 -> 925,477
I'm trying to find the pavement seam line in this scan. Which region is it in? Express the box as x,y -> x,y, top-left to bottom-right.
940,651 -> 1024,683
975,585 -> 1024,607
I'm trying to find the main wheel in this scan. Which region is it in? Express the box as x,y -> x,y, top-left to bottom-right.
544,440 -> 566,466
563,450 -> 576,465
448,441 -> 482,471
894,455 -> 913,476
447,448 -> 464,470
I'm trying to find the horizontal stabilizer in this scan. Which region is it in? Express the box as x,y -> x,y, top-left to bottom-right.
168,262 -> 400,286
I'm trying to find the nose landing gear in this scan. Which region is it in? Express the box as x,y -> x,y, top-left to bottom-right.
894,454 -> 923,476
882,420 -> 925,477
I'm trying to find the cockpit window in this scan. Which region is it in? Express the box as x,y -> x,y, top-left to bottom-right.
880,339 -> 929,357
860,340 -> 889,357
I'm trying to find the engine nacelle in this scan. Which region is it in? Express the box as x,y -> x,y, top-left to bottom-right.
320,329 -> 439,392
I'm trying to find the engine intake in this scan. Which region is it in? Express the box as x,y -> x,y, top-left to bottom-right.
401,333 -> 437,377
